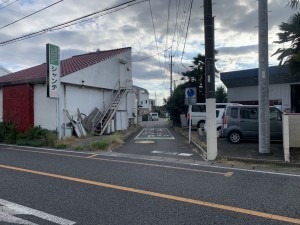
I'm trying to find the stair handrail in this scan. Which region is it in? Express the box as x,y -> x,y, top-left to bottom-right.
91,81 -> 119,129
99,89 -> 128,135
91,80 -> 132,132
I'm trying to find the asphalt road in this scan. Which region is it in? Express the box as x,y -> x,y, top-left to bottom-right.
114,119 -> 204,162
0,122 -> 300,224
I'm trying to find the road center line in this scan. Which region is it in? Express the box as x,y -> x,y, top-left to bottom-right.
86,154 -> 98,158
2,147 -> 230,177
0,164 -> 299,224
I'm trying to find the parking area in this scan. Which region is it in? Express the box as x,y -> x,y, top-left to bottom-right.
193,130 -> 284,161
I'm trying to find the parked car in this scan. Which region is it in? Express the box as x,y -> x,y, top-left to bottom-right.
222,105 -> 283,143
149,112 -> 159,121
188,103 -> 241,128
203,108 -> 225,137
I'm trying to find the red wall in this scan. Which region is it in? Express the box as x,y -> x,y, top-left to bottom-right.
3,84 -> 34,132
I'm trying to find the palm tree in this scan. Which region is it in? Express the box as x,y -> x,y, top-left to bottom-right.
273,13 -> 300,74
182,54 -> 206,102
288,0 -> 300,9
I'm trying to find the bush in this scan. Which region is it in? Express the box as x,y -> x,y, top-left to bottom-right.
0,122 -> 18,144
16,126 -> 57,147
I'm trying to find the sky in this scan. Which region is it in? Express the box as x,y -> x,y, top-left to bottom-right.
0,0 -> 297,105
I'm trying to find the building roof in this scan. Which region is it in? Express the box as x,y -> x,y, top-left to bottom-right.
220,65 -> 300,88
133,85 -> 149,94
0,47 -> 131,87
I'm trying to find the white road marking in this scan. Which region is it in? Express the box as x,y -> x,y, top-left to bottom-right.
151,150 -> 193,156
0,199 -> 76,225
178,153 -> 193,157
134,140 -> 155,144
135,128 -> 175,139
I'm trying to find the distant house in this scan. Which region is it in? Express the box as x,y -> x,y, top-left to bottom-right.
0,47 -> 136,135
132,85 -> 150,121
220,65 -> 300,113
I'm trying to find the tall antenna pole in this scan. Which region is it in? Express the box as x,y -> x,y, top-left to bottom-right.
258,0 -> 270,154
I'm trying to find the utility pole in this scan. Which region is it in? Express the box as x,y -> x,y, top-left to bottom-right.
170,55 -> 173,96
258,0 -> 270,154
204,0 -> 217,160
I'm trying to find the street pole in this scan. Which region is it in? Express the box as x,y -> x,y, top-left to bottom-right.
258,0 -> 270,154
204,0 -> 217,160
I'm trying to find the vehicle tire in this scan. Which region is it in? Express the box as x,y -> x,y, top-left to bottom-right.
217,127 -> 222,138
197,120 -> 205,128
227,131 -> 242,143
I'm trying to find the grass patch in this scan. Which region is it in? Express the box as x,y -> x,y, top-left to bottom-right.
82,134 -> 124,151
16,126 -> 57,147
0,122 -> 140,152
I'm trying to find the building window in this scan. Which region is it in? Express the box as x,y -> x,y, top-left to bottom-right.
145,100 -> 147,104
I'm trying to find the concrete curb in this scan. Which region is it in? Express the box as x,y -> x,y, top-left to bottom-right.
218,155 -> 300,168
175,127 -> 208,161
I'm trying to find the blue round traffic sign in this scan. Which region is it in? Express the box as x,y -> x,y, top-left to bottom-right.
187,88 -> 195,97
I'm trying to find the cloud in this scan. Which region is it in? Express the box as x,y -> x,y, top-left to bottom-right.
0,0 -> 296,105
217,45 -> 258,55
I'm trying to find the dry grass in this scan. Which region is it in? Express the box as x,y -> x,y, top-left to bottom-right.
56,125 -> 141,151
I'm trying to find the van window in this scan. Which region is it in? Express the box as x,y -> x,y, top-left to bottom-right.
192,105 -> 206,112
229,107 -> 238,118
240,108 -> 258,120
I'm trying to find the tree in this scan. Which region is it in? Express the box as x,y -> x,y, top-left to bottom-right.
273,13 -> 300,74
181,54 -> 206,103
288,0 -> 300,9
166,82 -> 189,126
215,86 -> 227,103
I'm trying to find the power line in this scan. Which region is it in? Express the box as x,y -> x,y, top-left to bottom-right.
181,0 -> 193,62
132,47 -> 171,62
0,0 -> 64,30
0,0 -> 146,46
171,0 -> 180,54
165,0 -> 171,52
148,0 -> 166,87
50,0 -> 148,32
0,0 -> 18,11
175,0 -> 191,58
0,0 -> 11,7
164,0 -> 171,72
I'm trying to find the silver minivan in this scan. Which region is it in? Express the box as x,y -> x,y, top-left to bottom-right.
222,105 -> 283,143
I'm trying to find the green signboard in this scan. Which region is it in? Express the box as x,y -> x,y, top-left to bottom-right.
46,44 -> 60,98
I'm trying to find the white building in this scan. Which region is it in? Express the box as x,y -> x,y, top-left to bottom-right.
132,85 -> 150,122
221,65 -> 300,113
0,47 -> 136,136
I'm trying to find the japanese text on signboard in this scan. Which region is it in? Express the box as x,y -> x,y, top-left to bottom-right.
47,44 -> 60,98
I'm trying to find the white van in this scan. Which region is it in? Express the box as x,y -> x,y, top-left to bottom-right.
188,103 -> 240,128
149,112 -> 159,121
203,108 -> 225,137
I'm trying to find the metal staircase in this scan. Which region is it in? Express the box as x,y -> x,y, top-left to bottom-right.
92,87 -> 128,135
